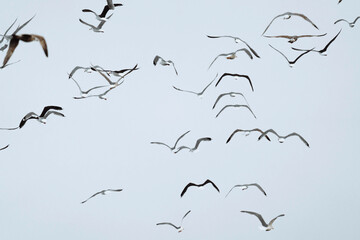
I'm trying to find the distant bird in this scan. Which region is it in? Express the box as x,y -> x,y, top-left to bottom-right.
0,18 -> 17,44
291,30 -> 342,56
81,189 -> 123,204
92,65 -> 140,77
68,66 -> 93,79
269,44 -> 313,67
208,48 -> 253,69
92,63 -> 138,88
263,33 -> 327,43
258,129 -> 309,147
215,73 -> 254,91
226,128 -> 271,143
150,130 -> 191,152
19,106 -> 64,129
334,17 -> 359,27
156,210 -> 191,233
0,144 -> 9,151
82,4 -> 122,21
241,211 -> 285,231
69,75 -> 108,100
213,92 -> 250,110
79,15 -> 112,33
173,74 -> 217,98
2,33 -> 48,67
180,179 -> 220,197
262,12 -> 319,35
153,55 -> 178,75
206,35 -> 260,58
226,183 -> 267,197
174,137 -> 212,154
216,104 -> 256,119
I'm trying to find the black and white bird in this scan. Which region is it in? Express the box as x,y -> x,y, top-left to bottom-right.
150,130 -> 190,152
92,64 -> 138,88
174,137 -> 212,154
334,17 -> 360,27
208,48 -> 253,69
19,106 -> 64,129
180,179 -> 220,197
212,92 -> 250,110
263,33 -> 327,43
81,189 -> 123,204
0,144 -> 9,151
226,183 -> 267,197
241,211 -> 285,231
258,129 -> 309,147
153,55 -> 178,75
269,44 -> 313,67
156,210 -> 191,233
206,35 -> 260,58
173,74 -> 217,98
215,73 -> 254,91
226,129 -> 271,143
82,3 -> 122,21
215,104 -> 256,119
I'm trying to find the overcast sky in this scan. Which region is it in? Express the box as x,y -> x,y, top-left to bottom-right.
0,0 -> 359,239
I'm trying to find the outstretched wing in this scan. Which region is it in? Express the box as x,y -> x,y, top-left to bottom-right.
215,73 -> 254,91
32,35 -> 48,57
192,137 -> 212,151
150,141 -> 172,150
3,37 -> 19,66
173,130 -> 191,148
0,144 -> 9,151
241,210 -> 268,227
43,110 -> 65,119
40,106 -> 63,118
258,129 -> 279,141
204,179 -> 220,193
269,214 -> 285,226
79,19 -> 97,29
156,222 -> 179,229
285,132 -> 310,147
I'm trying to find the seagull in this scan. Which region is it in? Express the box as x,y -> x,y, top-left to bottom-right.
82,4 -> 122,21
262,12 -> 319,35
212,92 -> 250,109
269,44 -> 313,67
215,73 -> 254,91
174,137 -> 212,154
258,129 -> 309,147
180,179 -> 220,197
92,65 -> 140,77
156,210 -> 191,232
291,29 -> 342,56
216,104 -> 256,119
150,130 -> 190,152
226,129 -> 271,143
206,35 -> 260,58
0,144 -> 9,151
69,75 -> 108,99
0,18 -> 17,44
208,48 -> 253,69
19,106 -> 64,129
2,33 -> 48,67
153,55 -> 178,75
263,33 -> 327,43
68,66 -> 93,79
226,183 -> 267,197
334,17 -> 360,27
241,211 -> 285,231
173,74 -> 217,98
92,64 -> 138,87
81,189 -> 123,204
79,14 -> 112,33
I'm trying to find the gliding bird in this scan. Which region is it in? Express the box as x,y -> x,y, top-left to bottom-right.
180,179 -> 220,197
241,211 -> 285,231
81,189 -> 123,204
226,183 -> 267,197
208,48 -> 253,69
258,129 -> 310,147
334,17 -> 360,27
19,106 -> 64,129
156,210 -> 191,233
79,14 -> 113,33
263,33 -> 327,43
153,55 -> 178,75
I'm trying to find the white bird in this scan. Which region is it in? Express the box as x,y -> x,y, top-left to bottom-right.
226,183 -> 267,197
212,92 -> 250,110
226,128 -> 271,143
79,14 -> 113,33
69,75 -> 109,99
156,210 -> 191,233
92,64 -> 138,88
258,129 -> 309,147
241,211 -> 285,231
81,189 -> 123,204
209,48 -> 253,69
216,104 -> 256,119
82,3 -> 122,21
150,130 -> 190,152
269,44 -> 313,67
153,55 -> 178,75
19,106 -> 64,129
174,137 -> 212,154
173,74 -> 217,98
334,17 -> 360,27
215,73 -> 254,91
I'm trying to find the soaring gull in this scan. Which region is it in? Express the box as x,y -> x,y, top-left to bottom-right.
241,211 -> 285,231
180,179 -> 220,197
215,73 -> 254,91
226,129 -> 271,143
79,14 -> 113,33
258,129 -> 309,147
226,183 -> 267,197
208,48 -> 253,69
156,210 -> 191,232
81,189 -> 123,204
19,106 -> 64,129
153,55 -> 178,75
334,17 -> 360,27
150,130 -> 190,152
263,33 -> 327,43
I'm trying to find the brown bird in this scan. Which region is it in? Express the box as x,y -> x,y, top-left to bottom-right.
264,33 -> 327,43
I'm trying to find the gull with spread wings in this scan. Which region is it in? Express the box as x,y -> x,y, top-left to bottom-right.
226,183 -> 267,197
19,106 -> 64,129
208,48 -> 253,69
334,17 -> 360,27
264,33 -> 326,43
81,189 -> 123,204
241,211 -> 285,231
258,129 -> 309,147
150,130 -> 190,152
82,3 -> 122,21
180,179 -> 220,197
153,55 -> 178,75
156,210 -> 191,233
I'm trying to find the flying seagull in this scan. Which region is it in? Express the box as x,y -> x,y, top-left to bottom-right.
68,66 -> 93,79
151,130 -> 190,152
206,35 -> 260,58
208,48 -> 253,69
79,14 -> 113,33
263,33 -> 327,43
180,179 -> 220,197
173,74 -> 217,98
215,73 -> 254,91
269,44 -> 313,67
156,210 -> 191,232
216,104 -> 256,119
82,3 -> 122,21
0,144 -> 9,151
334,17 -> 360,27
226,128 -> 271,143
241,211 -> 285,231
81,189 -> 123,204
92,65 -> 140,77
258,129 -> 309,147
226,183 -> 267,197
19,106 -> 64,129
92,63 -> 138,88
291,29 -> 342,56
69,75 -> 108,99
174,137 -> 212,154
213,92 -> 250,110
153,55 -> 178,75
262,12 -> 319,35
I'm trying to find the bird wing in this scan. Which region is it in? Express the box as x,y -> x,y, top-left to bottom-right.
204,179 -> 220,193
97,19 -> 108,29
250,129 -> 271,141
173,130 -> 191,148
173,86 -> 198,95
68,66 -> 89,79
235,48 -> 253,59
180,182 -> 196,197
215,73 -> 254,91
192,137 -> 212,151
174,146 -> 191,154
43,111 -> 65,119
208,53 -> 228,69
99,5 -> 111,18
291,48 -> 314,64
0,144 -> 9,151
225,185 -> 239,197
95,67 -> 115,84
298,33 -> 327,38
79,19 -> 97,29
199,74 -> 217,95
105,189 -> 123,193
13,15 -> 35,35
153,55 -> 162,65
293,13 -> 319,29
156,222 -> 179,229
353,16 -> 360,24
168,61 -> 178,75
107,0 -> 115,9
0,44 -> 8,51
264,35 -> 292,39
258,129 -> 279,141
150,141 -> 172,150
82,9 -> 98,17
212,93 -> 227,109
81,191 -> 103,204
3,37 -> 19,66
269,44 -> 290,63
69,76 -> 83,92
216,104 -> 256,118
39,106 -> 63,118
19,112 -> 38,128
181,210 -> 191,223
269,214 -> 285,226
249,183 -> 267,196
241,211 -> 268,227
321,29 -> 341,52
226,129 -> 244,143
0,18 -> 17,43
32,35 -> 48,57
285,132 -> 310,147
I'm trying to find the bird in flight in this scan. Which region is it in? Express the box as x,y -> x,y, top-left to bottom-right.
212,92 -> 250,110
19,106 -> 64,129
263,33 -> 327,43
241,211 -> 285,231
81,189 -> 123,204
226,129 -> 271,143
215,104 -> 256,119
258,129 -> 309,147
208,48 -> 253,69
269,44 -> 313,67
334,17 -> 360,27
79,14 -> 113,33
69,75 -> 108,100
156,210 -> 191,232
174,137 -> 212,154
173,74 -> 217,98
180,179 -> 220,197
215,73 -> 254,91
93,64 -> 138,89
82,3 -> 122,21
153,55 -> 178,75
225,183 -> 267,197
150,130 -> 190,152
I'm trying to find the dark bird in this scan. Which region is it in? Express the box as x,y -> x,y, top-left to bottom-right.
0,144 -> 9,151
153,55 -> 178,75
291,29 -> 342,56
208,48 -> 253,69
215,73 -> 254,91
82,3 -> 122,21
215,104 -> 256,119
173,74 -> 217,98
264,33 -> 327,43
334,17 -> 360,27
180,179 -> 220,197
174,137 -> 212,154
81,189 -> 123,204
150,130 -> 191,152
226,183 -> 267,197
156,210 -> 191,232
258,129 -> 309,147
212,92 -> 250,110
206,35 -> 260,58
0,15 -> 36,43
226,129 -> 271,143
241,211 -> 285,231
19,106 -> 64,129
269,44 -> 313,67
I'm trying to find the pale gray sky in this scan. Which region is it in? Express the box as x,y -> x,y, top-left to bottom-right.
0,0 -> 360,239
